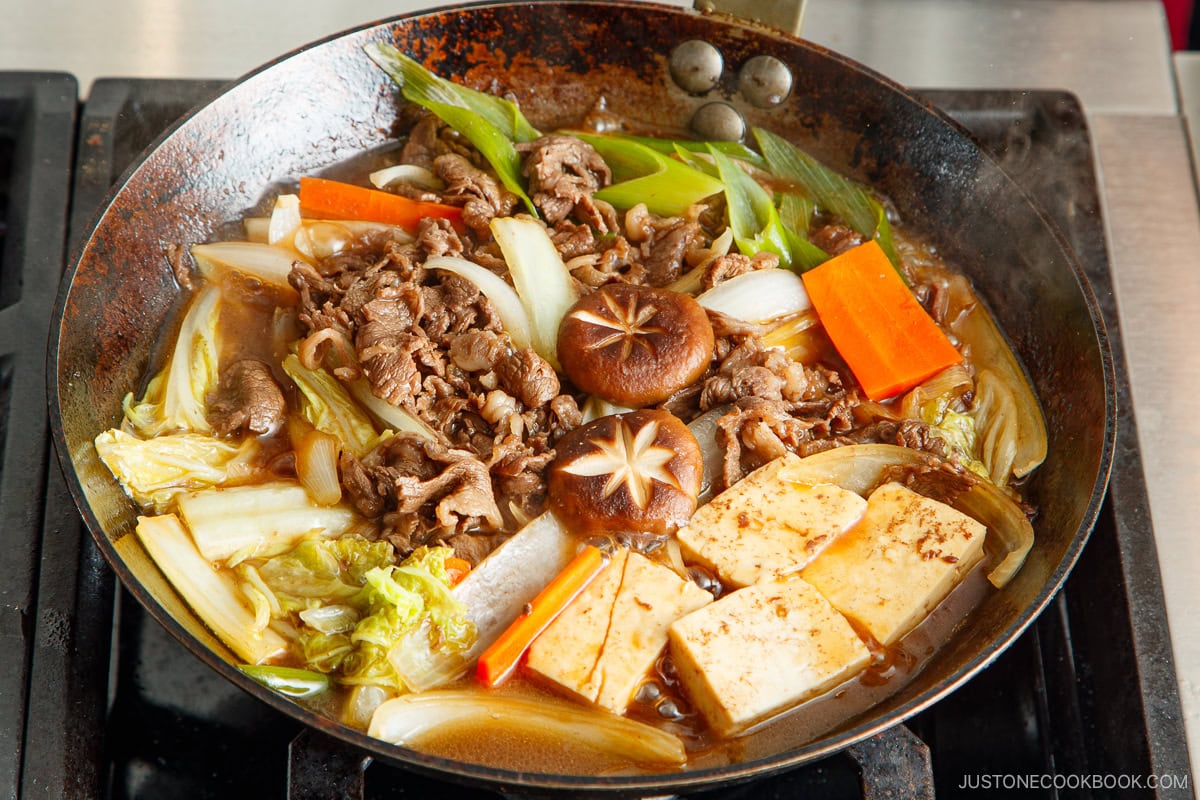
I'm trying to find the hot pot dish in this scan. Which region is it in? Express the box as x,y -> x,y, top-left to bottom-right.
87,44 -> 1046,773
53,3 -> 1114,789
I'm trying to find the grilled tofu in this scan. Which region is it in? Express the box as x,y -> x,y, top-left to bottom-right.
802,481 -> 986,646
527,548 -> 713,714
668,575 -> 871,737
676,454 -> 867,588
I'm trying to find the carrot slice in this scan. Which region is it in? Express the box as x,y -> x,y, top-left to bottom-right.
298,176 -> 461,231
444,556 -> 472,587
476,545 -> 607,688
801,240 -> 962,400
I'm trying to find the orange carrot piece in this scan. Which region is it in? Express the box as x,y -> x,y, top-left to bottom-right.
476,545 -> 607,688
298,176 -> 461,231
444,556 -> 472,587
801,240 -> 962,401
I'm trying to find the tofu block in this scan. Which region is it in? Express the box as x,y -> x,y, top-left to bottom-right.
802,481 -> 986,646
527,549 -> 713,713
668,575 -> 871,737
676,454 -> 867,588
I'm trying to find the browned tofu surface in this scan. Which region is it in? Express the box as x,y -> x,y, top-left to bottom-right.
676,454 -> 867,588
668,575 -> 871,737
802,481 -> 986,646
527,548 -> 712,713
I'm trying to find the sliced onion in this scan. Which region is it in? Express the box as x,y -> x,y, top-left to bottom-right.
425,255 -> 533,351
347,379 -> 439,441
191,241 -> 306,290
295,429 -> 342,505
490,216 -> 579,370
268,193 -> 302,246
696,268 -> 811,323
369,164 -> 444,191
580,395 -> 634,424
780,443 -> 1033,588
368,690 -> 686,765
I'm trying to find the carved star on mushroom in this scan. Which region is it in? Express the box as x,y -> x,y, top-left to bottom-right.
567,290 -> 666,362
559,418 -> 682,510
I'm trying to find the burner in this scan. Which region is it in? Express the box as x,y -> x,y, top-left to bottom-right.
0,72 -> 75,800
8,77 -> 1188,799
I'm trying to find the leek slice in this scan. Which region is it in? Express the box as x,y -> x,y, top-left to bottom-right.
369,691 -> 686,765
237,664 -> 331,698
364,43 -> 539,142
575,133 -> 725,217
779,444 -> 1033,588
708,145 -> 794,269
753,127 -> 899,267
489,216 -> 578,371
365,43 -> 537,214
136,514 -> 289,664
617,132 -> 767,167
176,481 -> 360,564
425,256 -> 532,351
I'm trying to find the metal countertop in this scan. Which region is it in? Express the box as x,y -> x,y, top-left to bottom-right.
2,0 -> 1196,786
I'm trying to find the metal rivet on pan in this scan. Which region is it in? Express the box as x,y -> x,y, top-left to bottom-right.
738,55 -> 793,107
669,40 -> 724,94
690,101 -> 746,142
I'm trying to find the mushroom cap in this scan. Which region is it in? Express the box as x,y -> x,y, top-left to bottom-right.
557,283 -> 715,407
548,409 -> 704,536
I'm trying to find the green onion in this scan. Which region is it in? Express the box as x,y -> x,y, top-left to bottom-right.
573,133 -> 724,217
238,664 -> 332,698
708,145 -> 793,268
365,43 -> 539,142
617,133 -> 767,168
364,43 -> 538,215
779,194 -> 830,271
753,127 -> 899,267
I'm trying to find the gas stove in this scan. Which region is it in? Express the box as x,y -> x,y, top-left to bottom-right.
0,73 -> 1191,798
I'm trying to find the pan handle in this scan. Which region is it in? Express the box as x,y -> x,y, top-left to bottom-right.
693,0 -> 808,36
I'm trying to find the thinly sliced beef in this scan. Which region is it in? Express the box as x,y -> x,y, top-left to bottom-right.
809,223 -> 865,256
206,359 -> 286,436
517,134 -> 611,228
496,348 -> 560,408
433,153 -> 518,236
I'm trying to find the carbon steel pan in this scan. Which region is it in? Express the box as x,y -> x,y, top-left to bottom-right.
48,0 -> 1115,793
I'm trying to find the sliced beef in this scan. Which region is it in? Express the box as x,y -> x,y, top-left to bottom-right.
420,272 -> 502,344
703,251 -> 779,289
517,134 -> 612,227
416,217 -> 465,258
433,153 -> 518,236
206,359 -> 286,436
809,223 -> 865,256
877,458 -> 978,507
448,329 -> 510,373
496,348 -> 560,408
641,218 -> 703,287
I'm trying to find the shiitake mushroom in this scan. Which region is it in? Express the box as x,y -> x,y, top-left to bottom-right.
548,409 -> 703,536
557,283 -> 714,407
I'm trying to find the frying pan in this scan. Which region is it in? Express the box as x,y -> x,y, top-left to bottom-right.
48,0 -> 1115,793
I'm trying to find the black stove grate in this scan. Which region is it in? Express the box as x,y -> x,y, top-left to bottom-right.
5,77 -> 1191,799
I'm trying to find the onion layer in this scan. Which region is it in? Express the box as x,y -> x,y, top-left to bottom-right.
696,268 -> 812,323
368,690 -> 686,765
